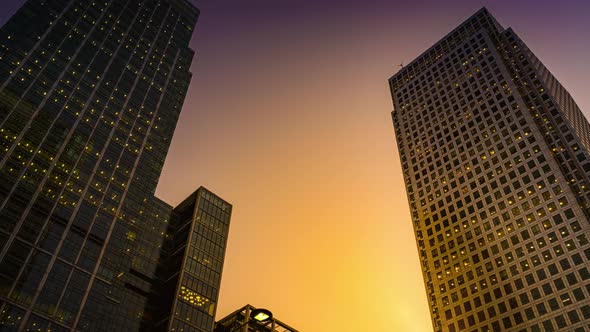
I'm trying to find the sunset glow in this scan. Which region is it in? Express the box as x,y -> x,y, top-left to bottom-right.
1,0 -> 586,330
157,1 -> 589,331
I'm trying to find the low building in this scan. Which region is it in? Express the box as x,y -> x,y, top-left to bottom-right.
214,304 -> 298,332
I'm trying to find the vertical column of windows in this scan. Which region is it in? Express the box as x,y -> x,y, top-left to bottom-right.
391,11 -> 590,331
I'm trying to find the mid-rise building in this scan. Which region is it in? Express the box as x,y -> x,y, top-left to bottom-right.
0,1 -> 233,331
390,7 -> 590,332
149,187 -> 232,332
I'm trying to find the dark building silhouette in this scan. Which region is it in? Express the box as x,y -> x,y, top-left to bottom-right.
149,187 -> 232,332
0,1 -> 232,331
390,8 -> 590,332
214,305 -> 298,332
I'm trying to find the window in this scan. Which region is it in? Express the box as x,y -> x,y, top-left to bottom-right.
568,310 -> 581,324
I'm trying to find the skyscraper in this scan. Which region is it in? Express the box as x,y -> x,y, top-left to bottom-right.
390,8 -> 590,332
0,1 -> 232,331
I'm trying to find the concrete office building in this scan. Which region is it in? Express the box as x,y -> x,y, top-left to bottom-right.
390,8 -> 590,332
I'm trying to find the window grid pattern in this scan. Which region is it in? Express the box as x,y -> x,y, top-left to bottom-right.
391,8 -> 590,332
148,188 -> 232,332
0,0 -> 199,331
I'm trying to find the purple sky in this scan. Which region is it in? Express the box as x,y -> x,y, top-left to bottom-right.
2,0 -> 589,330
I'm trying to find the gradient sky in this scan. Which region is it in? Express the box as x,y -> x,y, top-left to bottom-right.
1,0 -> 589,331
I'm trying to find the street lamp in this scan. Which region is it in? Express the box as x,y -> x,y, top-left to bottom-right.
214,307 -> 275,332
250,308 -> 273,323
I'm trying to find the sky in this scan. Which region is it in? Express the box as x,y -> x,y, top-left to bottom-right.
1,0 -> 589,331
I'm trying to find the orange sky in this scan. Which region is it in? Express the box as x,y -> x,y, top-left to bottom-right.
0,0 -> 586,330
154,1 -> 590,330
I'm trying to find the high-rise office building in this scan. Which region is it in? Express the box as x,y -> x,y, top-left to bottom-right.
390,8 -> 590,332
0,1 -> 233,331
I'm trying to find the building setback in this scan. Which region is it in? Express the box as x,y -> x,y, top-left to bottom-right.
390,8 -> 590,332
0,1 -> 232,331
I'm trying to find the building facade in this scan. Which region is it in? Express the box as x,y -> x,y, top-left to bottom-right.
0,1 -> 233,331
390,8 -> 590,332
149,187 -> 232,332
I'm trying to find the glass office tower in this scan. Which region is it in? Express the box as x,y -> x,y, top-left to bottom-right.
149,187 -> 232,332
0,1 -> 233,331
390,8 -> 590,332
